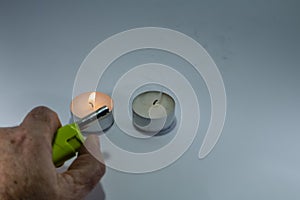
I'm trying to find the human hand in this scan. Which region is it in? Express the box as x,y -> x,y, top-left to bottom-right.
0,106 -> 105,200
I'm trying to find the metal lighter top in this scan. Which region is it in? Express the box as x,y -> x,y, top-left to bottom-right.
52,106 -> 109,167
77,106 -> 110,130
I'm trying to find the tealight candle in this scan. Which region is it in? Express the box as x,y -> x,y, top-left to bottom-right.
132,91 -> 175,133
70,91 -> 114,132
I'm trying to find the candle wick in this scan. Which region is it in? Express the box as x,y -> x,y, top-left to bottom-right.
155,91 -> 163,105
153,99 -> 159,105
89,102 -> 94,108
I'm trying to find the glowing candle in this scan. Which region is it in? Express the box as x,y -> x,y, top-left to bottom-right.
70,92 -> 114,132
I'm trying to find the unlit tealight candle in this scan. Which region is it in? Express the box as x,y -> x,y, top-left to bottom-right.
132,91 -> 175,133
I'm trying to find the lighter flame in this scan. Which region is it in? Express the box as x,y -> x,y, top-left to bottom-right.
88,92 -> 96,109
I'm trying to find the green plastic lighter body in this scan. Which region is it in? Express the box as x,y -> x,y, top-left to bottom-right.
52,123 -> 84,167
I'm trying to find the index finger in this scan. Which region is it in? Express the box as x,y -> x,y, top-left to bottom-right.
59,135 -> 105,198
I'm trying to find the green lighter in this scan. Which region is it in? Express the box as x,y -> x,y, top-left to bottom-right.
52,106 -> 109,167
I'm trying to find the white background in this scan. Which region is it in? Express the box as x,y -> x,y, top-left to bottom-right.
1,0 -> 300,199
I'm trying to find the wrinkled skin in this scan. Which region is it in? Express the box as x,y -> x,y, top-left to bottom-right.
0,106 -> 105,200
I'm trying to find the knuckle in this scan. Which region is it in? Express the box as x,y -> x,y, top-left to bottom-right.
31,106 -> 57,119
86,162 -> 106,188
92,162 -> 106,184
28,106 -> 60,126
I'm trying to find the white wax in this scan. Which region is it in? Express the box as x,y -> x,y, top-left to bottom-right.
132,91 -> 175,133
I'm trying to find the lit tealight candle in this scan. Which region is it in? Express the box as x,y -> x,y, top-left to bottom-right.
70,92 -> 114,132
132,91 -> 175,133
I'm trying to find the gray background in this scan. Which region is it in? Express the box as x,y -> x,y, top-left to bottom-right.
1,0 -> 300,199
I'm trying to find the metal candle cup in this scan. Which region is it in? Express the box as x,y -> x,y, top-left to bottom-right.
132,91 -> 175,133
